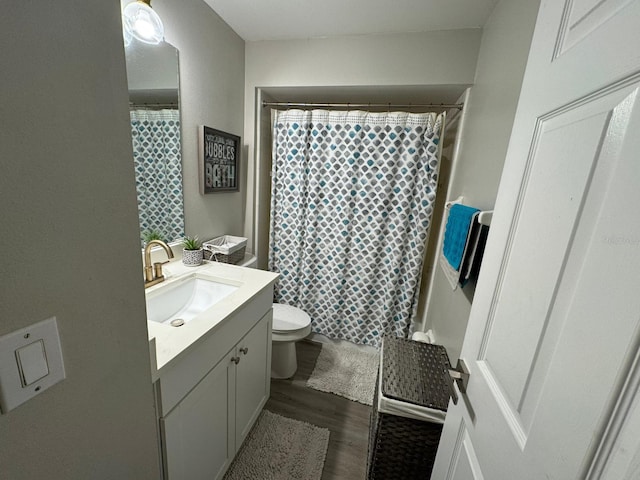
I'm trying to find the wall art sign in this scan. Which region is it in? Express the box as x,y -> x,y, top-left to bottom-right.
198,126 -> 240,193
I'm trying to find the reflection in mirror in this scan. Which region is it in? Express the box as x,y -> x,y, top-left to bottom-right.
125,39 -> 184,247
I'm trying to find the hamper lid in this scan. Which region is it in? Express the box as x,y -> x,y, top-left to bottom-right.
380,335 -> 451,412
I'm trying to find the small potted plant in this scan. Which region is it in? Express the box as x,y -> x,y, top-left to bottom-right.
181,235 -> 203,267
142,229 -> 164,245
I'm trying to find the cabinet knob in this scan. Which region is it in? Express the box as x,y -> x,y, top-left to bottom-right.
231,356 -> 240,365
239,347 -> 249,355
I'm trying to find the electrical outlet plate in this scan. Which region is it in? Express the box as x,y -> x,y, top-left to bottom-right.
0,317 -> 65,413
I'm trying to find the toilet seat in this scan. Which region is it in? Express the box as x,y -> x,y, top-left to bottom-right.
272,303 -> 311,341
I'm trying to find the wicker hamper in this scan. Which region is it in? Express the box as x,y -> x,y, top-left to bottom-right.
203,235 -> 247,264
367,336 -> 452,480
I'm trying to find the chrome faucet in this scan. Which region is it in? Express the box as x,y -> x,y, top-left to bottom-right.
144,240 -> 175,288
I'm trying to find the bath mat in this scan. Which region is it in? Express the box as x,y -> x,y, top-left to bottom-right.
224,410 -> 329,480
306,342 -> 380,405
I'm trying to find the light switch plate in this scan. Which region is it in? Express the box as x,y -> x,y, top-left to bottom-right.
0,317 -> 65,413
16,340 -> 49,386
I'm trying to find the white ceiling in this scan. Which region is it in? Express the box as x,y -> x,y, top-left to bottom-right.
203,0 -> 499,42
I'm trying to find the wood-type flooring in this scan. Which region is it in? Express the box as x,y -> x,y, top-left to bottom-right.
265,340 -> 372,480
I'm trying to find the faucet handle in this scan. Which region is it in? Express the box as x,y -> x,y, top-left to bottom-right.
153,261 -> 168,279
144,265 -> 154,282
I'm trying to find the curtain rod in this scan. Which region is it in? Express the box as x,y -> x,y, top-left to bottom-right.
129,103 -> 178,109
262,101 -> 463,110
129,101 -> 178,107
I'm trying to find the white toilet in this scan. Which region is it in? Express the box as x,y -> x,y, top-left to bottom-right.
271,303 -> 311,379
238,254 -> 312,379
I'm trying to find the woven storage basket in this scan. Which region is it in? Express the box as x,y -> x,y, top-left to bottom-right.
367,335 -> 452,480
203,235 -> 247,264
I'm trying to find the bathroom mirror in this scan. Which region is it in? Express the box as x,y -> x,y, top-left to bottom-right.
125,39 -> 184,247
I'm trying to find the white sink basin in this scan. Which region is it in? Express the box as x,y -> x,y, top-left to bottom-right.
146,274 -> 238,326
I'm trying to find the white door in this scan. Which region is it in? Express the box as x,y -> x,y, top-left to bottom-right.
432,1 -> 640,479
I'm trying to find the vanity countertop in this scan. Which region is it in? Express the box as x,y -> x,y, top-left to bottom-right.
146,260 -> 278,380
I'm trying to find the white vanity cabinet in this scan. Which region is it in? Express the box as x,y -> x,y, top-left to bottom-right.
153,285 -> 273,480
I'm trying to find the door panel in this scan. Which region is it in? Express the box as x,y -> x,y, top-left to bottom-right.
483,104 -> 611,411
482,86 -> 639,439
474,85 -> 640,478
517,88 -> 640,434
162,353 -> 235,480
447,419 -> 485,480
235,311 -> 271,450
556,0 -> 635,56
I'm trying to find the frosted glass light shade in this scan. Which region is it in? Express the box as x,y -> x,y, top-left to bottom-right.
123,22 -> 133,47
123,1 -> 164,45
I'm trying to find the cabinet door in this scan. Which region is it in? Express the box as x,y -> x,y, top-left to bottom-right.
235,311 -> 271,450
161,350 -> 236,480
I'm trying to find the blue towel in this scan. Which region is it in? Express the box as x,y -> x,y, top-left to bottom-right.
443,204 -> 479,271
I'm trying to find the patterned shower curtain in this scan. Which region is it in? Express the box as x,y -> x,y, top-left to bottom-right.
130,109 -> 183,246
269,109 -> 444,347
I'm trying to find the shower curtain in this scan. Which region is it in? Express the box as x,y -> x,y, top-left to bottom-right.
269,109 -> 444,347
130,109 -> 183,246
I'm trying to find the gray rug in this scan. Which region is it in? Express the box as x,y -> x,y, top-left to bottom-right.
306,342 -> 380,405
224,410 -> 330,480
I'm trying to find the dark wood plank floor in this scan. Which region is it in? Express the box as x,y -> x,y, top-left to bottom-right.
265,340 -> 372,480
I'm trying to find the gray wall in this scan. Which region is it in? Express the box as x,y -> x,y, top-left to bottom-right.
243,29 -> 484,263
154,0 -> 246,242
0,2 -> 160,478
125,41 -> 179,92
421,0 -> 541,363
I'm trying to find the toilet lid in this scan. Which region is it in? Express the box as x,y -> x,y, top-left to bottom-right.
272,303 -> 311,332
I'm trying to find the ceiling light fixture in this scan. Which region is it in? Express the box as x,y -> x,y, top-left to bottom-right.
123,0 -> 164,45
